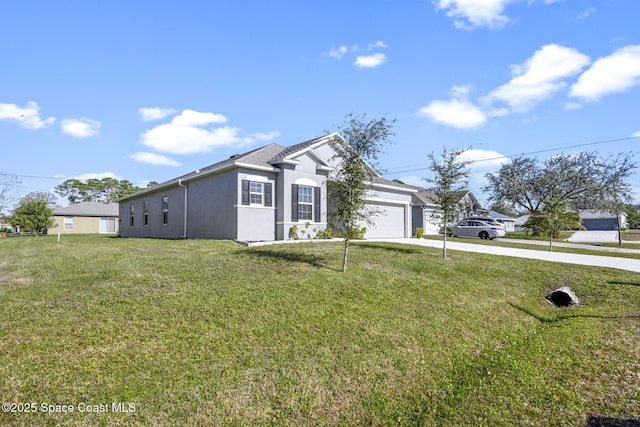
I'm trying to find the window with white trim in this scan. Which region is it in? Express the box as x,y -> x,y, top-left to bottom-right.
64,216 -> 73,230
249,182 -> 263,204
130,204 -> 135,226
143,201 -> 149,226
298,186 -> 313,220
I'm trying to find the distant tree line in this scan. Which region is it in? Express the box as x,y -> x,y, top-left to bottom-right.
54,177 -> 154,204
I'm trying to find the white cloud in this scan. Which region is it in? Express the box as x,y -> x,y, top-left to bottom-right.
569,45 -> 640,102
433,0 -> 513,30
61,117 -> 101,138
171,109 -> 227,126
485,44 -> 590,112
433,0 -> 559,30
131,152 -> 182,167
354,53 -> 386,68
141,123 -> 243,155
249,131 -> 280,141
577,7 -> 596,19
138,107 -> 176,121
633,131 -> 640,138
418,99 -> 486,129
368,40 -> 387,50
0,101 -> 55,129
329,46 -> 348,59
458,149 -> 508,169
140,109 -> 277,155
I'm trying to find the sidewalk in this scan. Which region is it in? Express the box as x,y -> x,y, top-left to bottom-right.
365,238 -> 640,273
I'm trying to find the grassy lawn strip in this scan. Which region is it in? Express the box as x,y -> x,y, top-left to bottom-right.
422,234 -> 640,260
0,235 -> 638,426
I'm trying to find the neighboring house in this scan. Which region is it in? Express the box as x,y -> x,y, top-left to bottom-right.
118,133 -> 415,241
412,188 -> 483,235
579,210 -> 627,230
48,202 -> 119,234
487,210 -> 521,232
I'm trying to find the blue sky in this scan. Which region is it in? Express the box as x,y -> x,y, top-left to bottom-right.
1,0 -> 639,209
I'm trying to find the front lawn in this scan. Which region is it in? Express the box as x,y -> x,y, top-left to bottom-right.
1,235 -> 638,426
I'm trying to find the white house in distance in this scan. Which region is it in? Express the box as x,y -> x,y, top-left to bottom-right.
48,202 -> 119,235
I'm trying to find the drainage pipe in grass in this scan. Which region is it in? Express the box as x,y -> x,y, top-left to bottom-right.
178,178 -> 187,239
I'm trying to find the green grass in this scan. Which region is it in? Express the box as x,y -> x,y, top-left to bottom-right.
1,235 -> 638,426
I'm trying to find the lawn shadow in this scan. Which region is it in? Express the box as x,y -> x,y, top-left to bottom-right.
241,249 -> 340,271
607,280 -> 640,287
508,302 -> 640,323
354,242 -> 423,254
585,416 -> 640,427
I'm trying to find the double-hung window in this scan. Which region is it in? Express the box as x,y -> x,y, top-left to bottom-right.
130,204 -> 135,226
64,216 -> 73,230
241,180 -> 272,207
298,186 -> 313,220
143,201 -> 149,226
291,184 -> 320,223
249,182 -> 263,204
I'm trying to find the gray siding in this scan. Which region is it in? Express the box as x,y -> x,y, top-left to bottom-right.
119,186 -> 185,238
186,170 -> 238,239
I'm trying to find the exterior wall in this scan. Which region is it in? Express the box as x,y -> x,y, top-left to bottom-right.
119,186 -> 186,239
186,170 -> 239,239
412,206 -> 424,236
49,216 -> 119,234
236,169 -> 277,241
276,152 -> 330,240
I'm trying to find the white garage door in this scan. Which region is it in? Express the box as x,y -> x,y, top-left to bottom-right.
364,202 -> 406,238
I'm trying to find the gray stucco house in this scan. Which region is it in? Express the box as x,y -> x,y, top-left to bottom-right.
118,133 -> 415,241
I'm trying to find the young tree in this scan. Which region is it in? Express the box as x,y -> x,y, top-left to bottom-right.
524,201 -> 584,251
484,152 -> 636,235
0,172 -> 21,216
425,148 -> 472,259
10,192 -> 56,235
327,113 -> 395,272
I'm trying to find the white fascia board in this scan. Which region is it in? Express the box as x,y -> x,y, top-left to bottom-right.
118,162 -> 281,202
365,181 -> 418,193
364,196 -> 411,205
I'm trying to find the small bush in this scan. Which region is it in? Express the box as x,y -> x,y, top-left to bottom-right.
415,227 -> 424,239
288,225 -> 299,240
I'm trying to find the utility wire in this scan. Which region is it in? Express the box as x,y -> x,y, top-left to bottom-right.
383,135 -> 640,175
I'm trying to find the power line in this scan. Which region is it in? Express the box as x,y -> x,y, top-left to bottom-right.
383,135 -> 640,176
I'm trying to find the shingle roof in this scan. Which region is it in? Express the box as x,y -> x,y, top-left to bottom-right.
175,143 -> 287,182
269,135 -> 331,161
53,202 -> 119,217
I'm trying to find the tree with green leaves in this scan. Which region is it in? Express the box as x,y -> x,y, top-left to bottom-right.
524,201 -> 584,251
424,148 -> 472,258
10,192 -> 56,235
54,177 -> 142,204
484,152 -> 636,235
327,113 -> 396,272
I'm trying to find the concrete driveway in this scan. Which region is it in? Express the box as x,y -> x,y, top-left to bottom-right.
364,238 -> 640,273
567,230 -> 620,243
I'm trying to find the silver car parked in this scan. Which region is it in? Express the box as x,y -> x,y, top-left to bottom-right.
442,219 -> 506,240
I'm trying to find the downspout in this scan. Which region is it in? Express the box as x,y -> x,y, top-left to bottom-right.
178,179 -> 187,239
